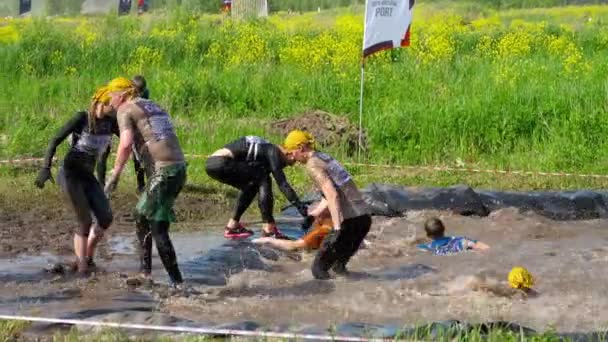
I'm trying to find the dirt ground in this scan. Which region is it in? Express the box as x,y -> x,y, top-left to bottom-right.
0,185 -> 233,258
2,193 -> 608,337
270,110 -> 366,157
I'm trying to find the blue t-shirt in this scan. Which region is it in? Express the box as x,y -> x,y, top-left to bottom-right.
417,236 -> 477,256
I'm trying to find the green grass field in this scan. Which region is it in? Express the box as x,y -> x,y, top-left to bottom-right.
3,0 -> 608,183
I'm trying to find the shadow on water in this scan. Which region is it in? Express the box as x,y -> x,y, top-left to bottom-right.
0,253 -> 63,284
0,288 -> 82,306
180,239 -> 297,286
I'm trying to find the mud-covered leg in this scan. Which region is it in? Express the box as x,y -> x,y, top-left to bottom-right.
133,157 -> 146,194
151,220 -> 183,285
85,178 -> 113,265
258,175 -> 274,225
233,182 -> 259,223
311,230 -> 338,280
64,173 -> 93,274
332,216 -> 372,275
136,215 -> 153,276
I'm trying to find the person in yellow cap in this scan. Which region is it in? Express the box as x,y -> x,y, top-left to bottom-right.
34,86 -> 117,276
103,77 -> 186,288
98,75 -> 152,194
205,136 -> 308,239
283,130 -> 371,280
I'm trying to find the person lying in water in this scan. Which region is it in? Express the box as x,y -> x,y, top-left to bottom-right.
417,217 -> 489,256
252,202 -> 333,251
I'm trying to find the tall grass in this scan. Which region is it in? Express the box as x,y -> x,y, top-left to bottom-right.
2,3 -> 608,176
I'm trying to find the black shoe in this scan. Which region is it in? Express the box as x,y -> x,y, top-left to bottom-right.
86,257 -> 96,270
332,262 -> 348,275
311,263 -> 331,280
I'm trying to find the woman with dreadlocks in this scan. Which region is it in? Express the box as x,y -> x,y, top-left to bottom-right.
35,87 -> 116,275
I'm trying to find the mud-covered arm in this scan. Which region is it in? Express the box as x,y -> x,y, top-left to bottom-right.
104,108 -> 135,195
113,121 -> 134,176
42,112 -> 86,169
306,158 -> 343,230
265,146 -> 302,207
97,146 -> 111,185
308,198 -> 329,217
97,118 -> 121,185
252,237 -> 306,251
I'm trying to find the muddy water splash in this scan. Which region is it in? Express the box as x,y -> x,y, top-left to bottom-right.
1,211 -> 608,335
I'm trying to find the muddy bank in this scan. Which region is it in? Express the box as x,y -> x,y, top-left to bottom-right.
270,110 -> 367,157
0,185 -> 234,258
2,209 -> 608,337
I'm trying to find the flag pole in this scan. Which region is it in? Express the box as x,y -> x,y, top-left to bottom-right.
358,61 -> 365,162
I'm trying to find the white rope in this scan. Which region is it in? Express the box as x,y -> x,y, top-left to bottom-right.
0,314 -> 397,341
3,154 -> 608,180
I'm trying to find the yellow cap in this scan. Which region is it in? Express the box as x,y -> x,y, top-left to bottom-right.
508,266 -> 534,289
91,86 -> 111,104
105,77 -> 137,98
283,130 -> 315,151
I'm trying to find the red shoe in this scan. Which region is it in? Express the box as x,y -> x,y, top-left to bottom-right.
224,224 -> 254,239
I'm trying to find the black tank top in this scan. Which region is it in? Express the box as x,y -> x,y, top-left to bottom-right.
64,112 -> 115,171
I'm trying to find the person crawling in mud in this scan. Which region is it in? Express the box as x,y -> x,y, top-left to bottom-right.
103,77 -> 186,288
282,130 -> 371,280
252,202 -> 333,251
34,86 -> 116,275
417,217 -> 490,256
205,136 -> 309,239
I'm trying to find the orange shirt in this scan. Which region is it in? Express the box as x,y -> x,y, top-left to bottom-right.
302,216 -> 333,250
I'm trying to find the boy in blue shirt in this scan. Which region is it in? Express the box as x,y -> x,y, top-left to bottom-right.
417,217 -> 489,256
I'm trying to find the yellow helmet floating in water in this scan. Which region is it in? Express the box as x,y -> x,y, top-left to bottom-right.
508,266 -> 534,289
283,130 -> 315,151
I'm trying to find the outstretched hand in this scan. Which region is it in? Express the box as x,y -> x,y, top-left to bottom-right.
104,170 -> 120,197
295,202 -> 308,217
301,215 -> 315,231
34,167 -> 53,189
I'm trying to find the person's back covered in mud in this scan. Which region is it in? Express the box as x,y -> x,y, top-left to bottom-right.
97,75 -> 152,193
283,130 -> 371,280
102,77 -> 186,289
206,135 -> 308,239
34,87 -> 116,275
417,217 -> 489,256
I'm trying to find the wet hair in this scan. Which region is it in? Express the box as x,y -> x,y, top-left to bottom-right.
424,217 -> 445,239
132,75 -> 149,99
87,101 -> 101,133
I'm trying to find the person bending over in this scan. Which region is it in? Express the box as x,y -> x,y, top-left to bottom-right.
205,136 -> 308,239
